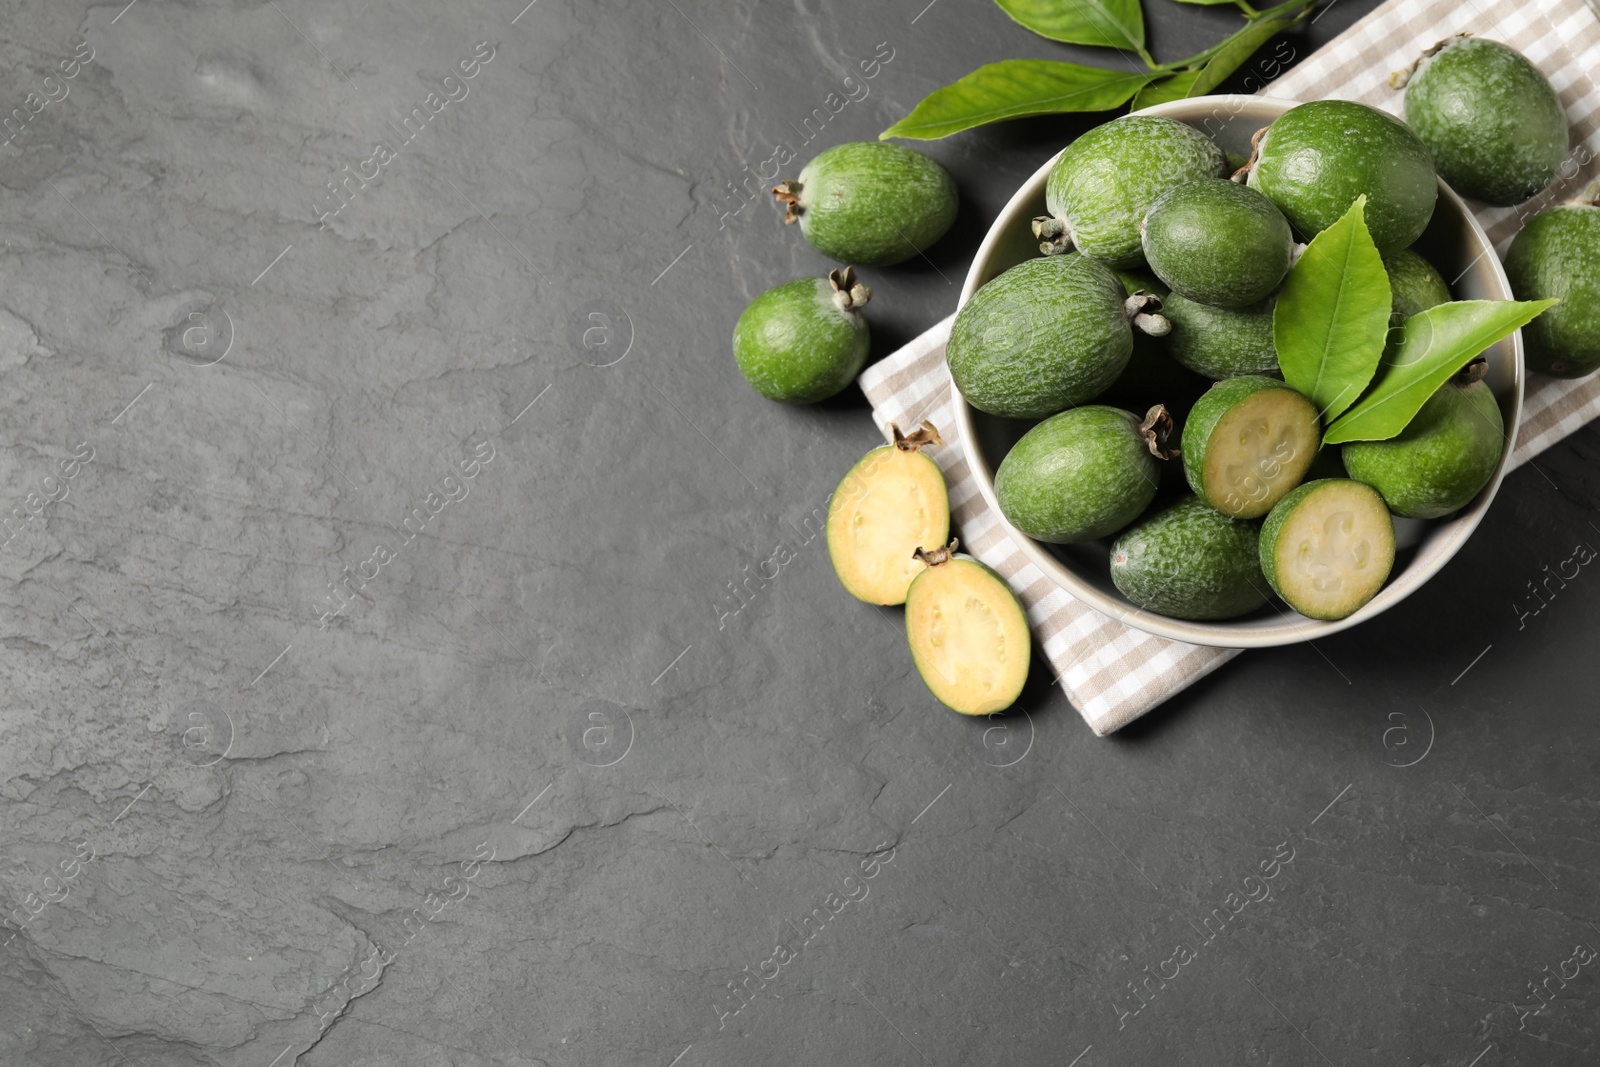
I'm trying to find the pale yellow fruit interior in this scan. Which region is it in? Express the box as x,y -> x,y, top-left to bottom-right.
827,449 -> 949,605
1205,390 -> 1319,518
1275,482 -> 1394,620
906,560 -> 1029,715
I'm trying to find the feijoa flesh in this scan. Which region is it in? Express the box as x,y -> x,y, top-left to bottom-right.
1141,179 -> 1292,307
1248,100 -> 1438,253
1398,36 -> 1568,207
904,542 -> 1031,715
1182,376 -> 1320,519
1502,195 -> 1600,377
1260,479 -> 1395,620
733,268 -> 871,404
1039,116 -> 1227,268
995,405 -> 1176,544
774,142 -> 958,266
1162,293 -> 1279,379
1110,496 -> 1268,621
827,422 -> 950,606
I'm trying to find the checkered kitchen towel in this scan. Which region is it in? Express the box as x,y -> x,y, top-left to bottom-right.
860,0 -> 1600,735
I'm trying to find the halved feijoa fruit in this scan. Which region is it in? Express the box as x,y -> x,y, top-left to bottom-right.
1260,479 -> 1395,621
1110,497 -> 1267,621
827,421 -> 951,605
905,541 -> 1031,716
1182,376 -> 1319,518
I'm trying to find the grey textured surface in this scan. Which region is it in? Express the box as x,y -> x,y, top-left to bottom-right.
2,1 -> 1598,1065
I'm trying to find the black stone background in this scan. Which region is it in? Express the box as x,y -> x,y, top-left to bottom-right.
1,0 -> 1597,1064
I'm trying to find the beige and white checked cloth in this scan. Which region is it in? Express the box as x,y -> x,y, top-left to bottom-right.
860,0 -> 1600,735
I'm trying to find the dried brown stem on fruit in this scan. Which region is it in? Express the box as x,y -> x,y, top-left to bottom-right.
772,179 -> 803,224
1388,32 -> 1471,89
1454,357 -> 1489,385
913,539 -> 959,567
1230,127 -> 1268,183
1032,215 -> 1073,256
1138,404 -> 1181,460
828,267 -> 873,313
1123,291 -> 1171,337
891,420 -> 943,452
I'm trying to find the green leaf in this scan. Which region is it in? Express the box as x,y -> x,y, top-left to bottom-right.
1156,0 -> 1314,73
1169,0 -> 1247,6
1274,196 -> 1392,424
994,0 -> 1147,56
1132,70 -> 1200,110
880,61 -> 1153,141
1324,299 -> 1559,444
1183,6 -> 1307,96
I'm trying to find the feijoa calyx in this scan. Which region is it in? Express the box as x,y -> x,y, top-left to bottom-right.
1260,478 -> 1395,621
827,421 -> 950,606
1395,36 -> 1568,207
733,268 -> 871,404
904,540 -> 1031,716
774,142 -> 958,266
1182,376 -> 1320,519
1502,189 -> 1600,378
1141,178 -> 1292,307
1247,100 -> 1437,252
996,405 -> 1176,544
1039,116 -> 1227,267
1110,496 -> 1268,621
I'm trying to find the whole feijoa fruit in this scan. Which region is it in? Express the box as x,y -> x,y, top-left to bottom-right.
827,422 -> 950,606
1182,376 -> 1320,519
1384,248 -> 1452,322
1248,100 -> 1437,252
1260,479 -> 1395,621
1342,367 -> 1504,518
1110,496 -> 1268,621
1502,194 -> 1600,377
1397,36 -> 1568,207
732,267 -> 870,403
1162,294 -> 1278,379
1141,179 -> 1292,307
773,142 -> 957,265
904,541 -> 1031,716
947,253 -> 1163,419
996,405 -> 1176,544
1038,116 -> 1226,268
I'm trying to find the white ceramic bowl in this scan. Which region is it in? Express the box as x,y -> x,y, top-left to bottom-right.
952,95 -> 1523,649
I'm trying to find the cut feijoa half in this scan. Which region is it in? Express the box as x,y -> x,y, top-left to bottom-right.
1259,479 -> 1395,621
904,542 -> 1031,716
1110,497 -> 1268,621
826,421 -> 951,605
1182,376 -> 1320,519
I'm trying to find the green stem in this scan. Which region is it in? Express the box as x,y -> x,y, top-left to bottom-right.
1236,0 -> 1262,16
1152,0 -> 1315,71
1135,44 -> 1158,69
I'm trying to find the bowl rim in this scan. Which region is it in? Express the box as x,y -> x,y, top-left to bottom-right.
951,93 -> 1525,650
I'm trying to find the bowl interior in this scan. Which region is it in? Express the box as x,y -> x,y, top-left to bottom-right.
954,95 -> 1524,649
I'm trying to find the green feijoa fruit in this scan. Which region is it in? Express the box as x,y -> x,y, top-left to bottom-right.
1260,479 -> 1395,621
1384,248 -> 1452,322
733,268 -> 871,403
774,142 -> 958,266
947,254 -> 1146,419
826,422 -> 950,606
1182,376 -> 1320,518
1342,369 -> 1504,519
1502,196 -> 1600,377
1109,496 -> 1268,621
1038,116 -> 1227,268
1104,271 -> 1208,406
1248,100 -> 1437,252
1397,36 -> 1568,207
1162,294 -> 1279,380
1141,179 -> 1292,307
905,542 -> 1031,716
995,404 -> 1176,544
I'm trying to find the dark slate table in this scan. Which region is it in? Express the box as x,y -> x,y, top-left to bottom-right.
3,1 -> 1597,1064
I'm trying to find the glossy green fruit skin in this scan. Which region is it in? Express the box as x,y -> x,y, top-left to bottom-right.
1110,496 -> 1268,620
996,406 -> 1160,544
1249,100 -> 1437,252
732,278 -> 867,404
1045,116 -> 1227,268
1403,37 -> 1568,207
947,254 -> 1130,419
1141,179 -> 1292,307
793,142 -> 958,265
1384,248 -> 1452,322
1503,204 -> 1600,377
1342,379 -> 1504,518
1163,294 -> 1278,379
